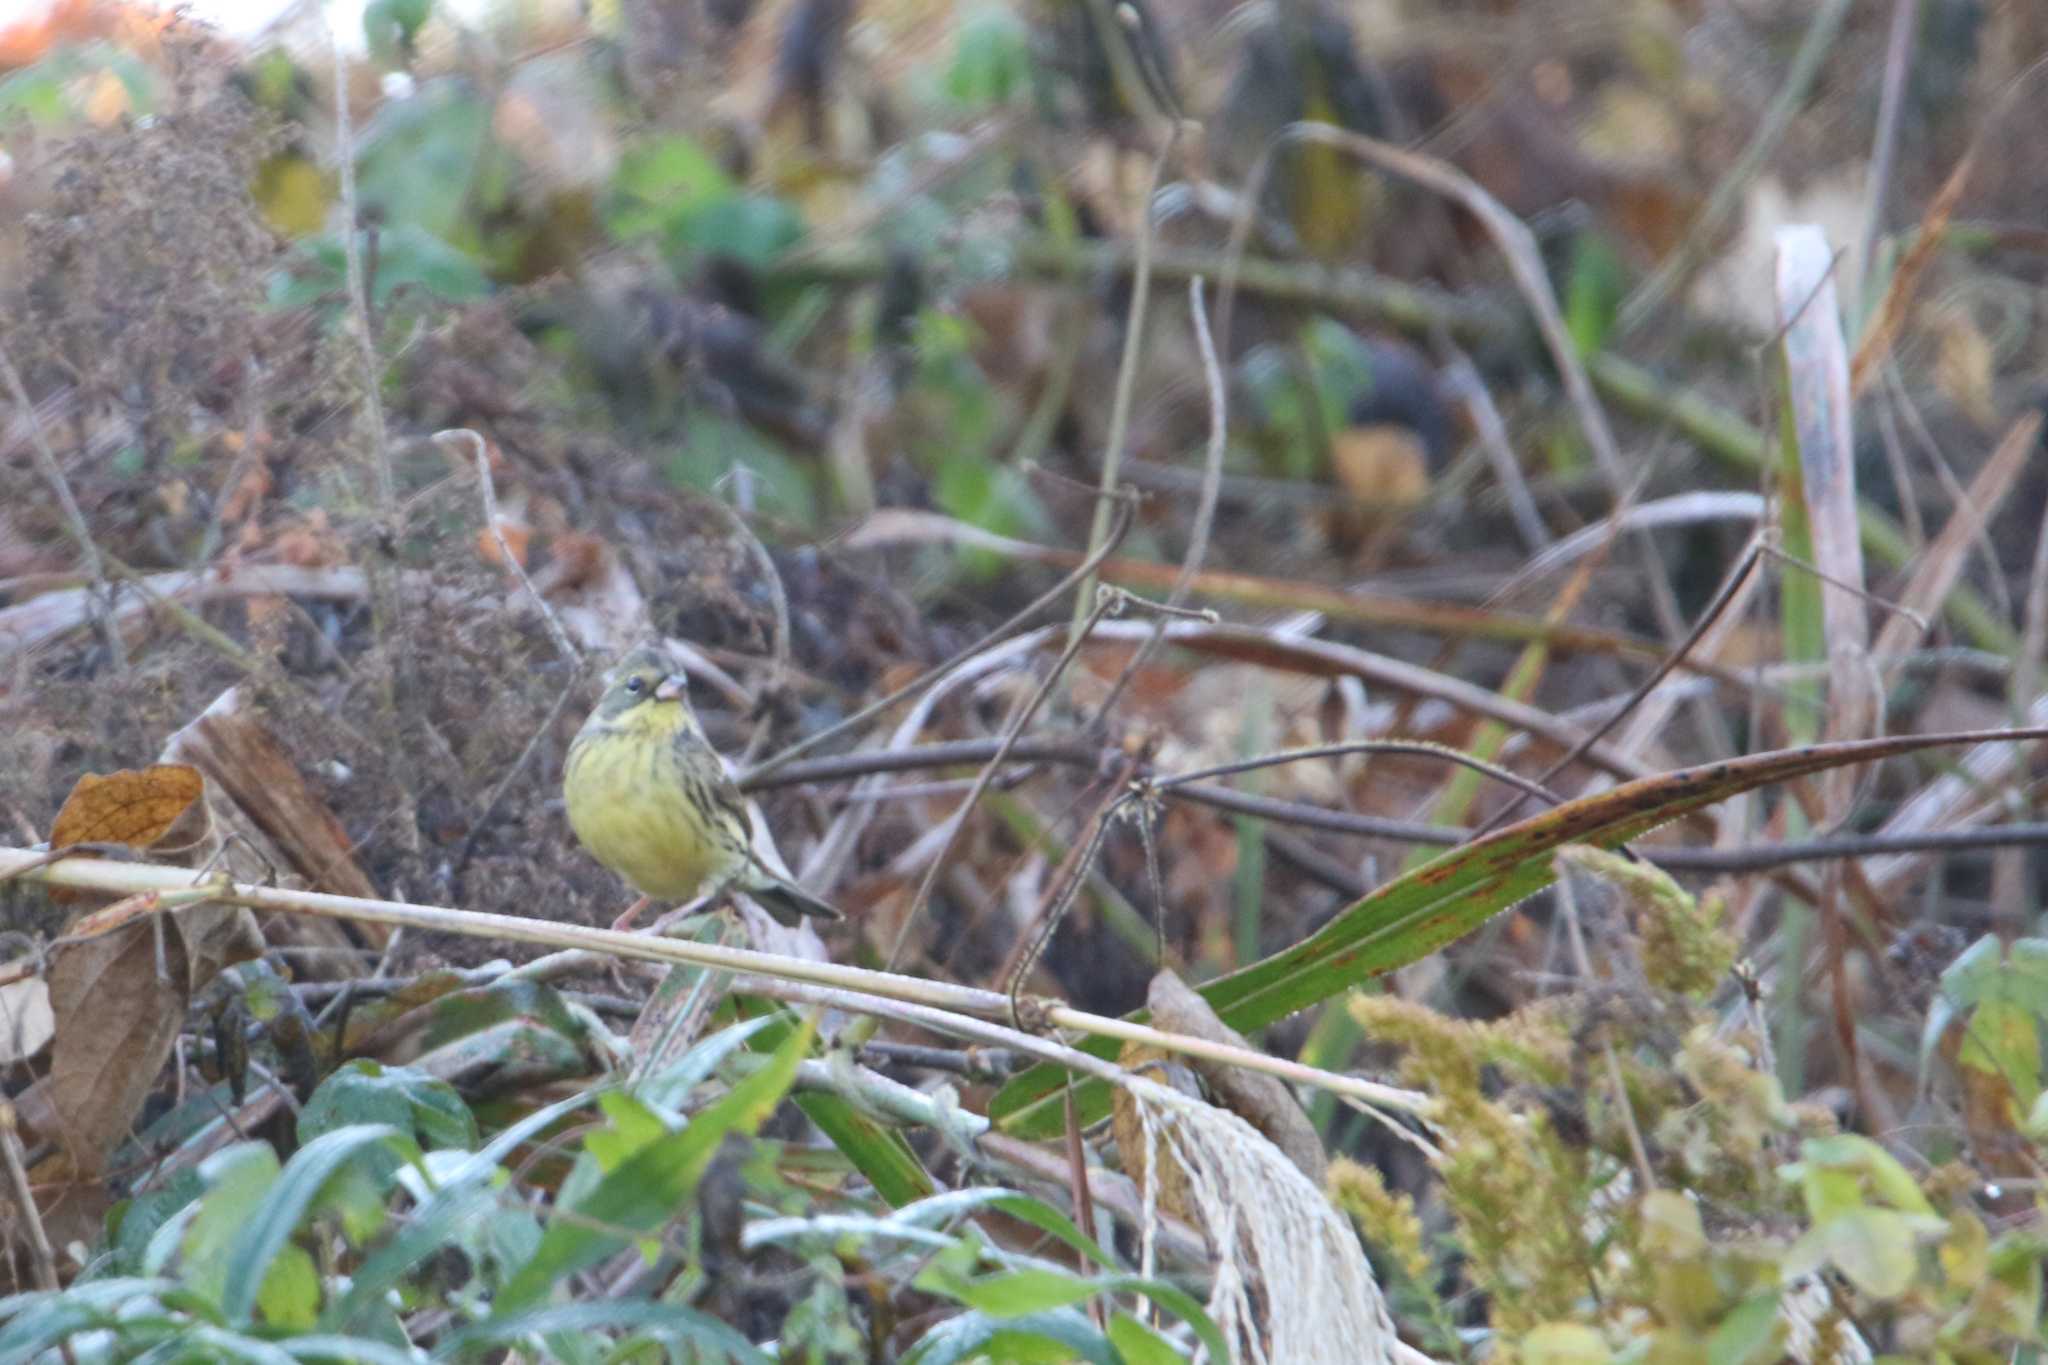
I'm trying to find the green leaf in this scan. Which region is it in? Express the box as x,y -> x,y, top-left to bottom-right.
268,226 -> 491,311
992,727 -> 2048,1136
1938,935 -> 2048,1013
256,1244 -> 320,1330
904,1308 -> 1119,1365
2027,1087 -> 2048,1140
317,1180 -> 497,1334
605,136 -> 734,242
586,1091 -> 670,1170
364,0 -> 432,65
221,1125 -> 419,1325
943,1267 -> 1097,1317
107,1168 -> 205,1276
495,1016 -> 815,1311
1639,1189 -> 1706,1257
355,81 -> 491,241
1704,1292 -> 1783,1365
328,1078 -> 611,1320
668,410 -> 816,526
183,1143 -> 283,1314
1520,1322 -> 1613,1364
1795,1135 -> 1936,1215
1955,998 -> 2042,1108
1564,233 -> 1626,357
638,1013 -> 781,1114
1819,1208 -> 1919,1299
0,43 -> 157,127
1106,1311 -> 1186,1365
298,1060 -> 479,1151
987,1195 -> 1117,1270
679,195 -> 805,267
0,1279 -> 178,1359
795,1091 -> 935,1206
437,1299 -> 768,1361
944,7 -> 1032,109
277,1333 -> 422,1363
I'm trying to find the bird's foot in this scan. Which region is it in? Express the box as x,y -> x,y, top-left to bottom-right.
609,895 -> 654,932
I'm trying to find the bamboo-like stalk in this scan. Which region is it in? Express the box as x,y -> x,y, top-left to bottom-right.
7,848 -> 1432,1119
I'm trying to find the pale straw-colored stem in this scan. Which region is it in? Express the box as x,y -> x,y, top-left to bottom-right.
7,848 -> 1431,1119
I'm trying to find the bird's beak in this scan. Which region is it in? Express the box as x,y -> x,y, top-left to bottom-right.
654,672 -> 689,702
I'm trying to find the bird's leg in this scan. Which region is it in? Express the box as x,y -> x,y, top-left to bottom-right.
609,894 -> 654,932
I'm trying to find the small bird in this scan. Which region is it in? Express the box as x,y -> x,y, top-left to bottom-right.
564,644 -> 841,931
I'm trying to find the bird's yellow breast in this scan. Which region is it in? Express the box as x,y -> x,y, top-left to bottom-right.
563,712 -> 741,899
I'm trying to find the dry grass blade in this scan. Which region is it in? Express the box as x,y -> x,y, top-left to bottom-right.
1851,144 -> 1974,396
1775,222 -> 1876,1123
1871,411 -> 2041,676
841,508 -> 1729,669
1777,224 -> 1871,728
1088,274 -> 1227,724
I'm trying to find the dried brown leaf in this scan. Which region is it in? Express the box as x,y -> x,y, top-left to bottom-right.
161,686 -> 383,972
47,763 -> 203,854
46,919 -> 187,1176
45,764 -> 205,904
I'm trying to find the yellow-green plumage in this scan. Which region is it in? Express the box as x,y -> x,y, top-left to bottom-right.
564,646 -> 839,927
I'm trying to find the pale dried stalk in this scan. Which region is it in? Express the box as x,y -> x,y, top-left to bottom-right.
0,848 -> 1432,1118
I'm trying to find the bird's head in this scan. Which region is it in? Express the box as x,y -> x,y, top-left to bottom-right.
591,644 -> 697,730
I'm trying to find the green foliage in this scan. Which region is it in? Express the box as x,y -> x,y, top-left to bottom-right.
268,225 -> 491,312
997,730 -> 2019,1137
298,1060 -> 480,1151
364,0 -> 433,68
667,410 -> 817,525
1304,943 -> 2048,1362
601,135 -> 804,270
0,42 -> 156,126
355,81 -> 499,245
1925,934 -> 2048,1117
1564,232 -> 1628,358
941,7 -> 1034,110
497,1016 -> 815,1310
1240,317 -> 1380,479
604,135 -> 735,243
14,1014 -> 1184,1358
903,307 -> 1047,576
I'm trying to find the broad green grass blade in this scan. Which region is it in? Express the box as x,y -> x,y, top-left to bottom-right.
992,727 -> 2048,1136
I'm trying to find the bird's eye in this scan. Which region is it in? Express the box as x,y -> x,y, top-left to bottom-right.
623,676 -> 646,695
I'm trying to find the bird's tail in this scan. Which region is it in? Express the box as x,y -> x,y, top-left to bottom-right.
744,864 -> 842,926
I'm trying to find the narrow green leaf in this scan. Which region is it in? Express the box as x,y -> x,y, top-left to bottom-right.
795,1091 -> 935,1206
495,1016 -> 814,1311
183,1144 -> 282,1315
222,1125 -> 418,1325
1704,1292 -> 1783,1365
436,1299 -> 767,1362
1106,1311 -> 1185,1365
988,1195 -> 1117,1270
993,727 -> 2048,1135
903,1308 -> 1119,1365
945,1267 -> 1096,1317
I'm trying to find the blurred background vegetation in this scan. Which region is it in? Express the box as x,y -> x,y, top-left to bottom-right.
5,0 -> 2048,1359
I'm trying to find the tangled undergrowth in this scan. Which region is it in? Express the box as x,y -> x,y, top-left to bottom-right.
3,1 -> 2048,1360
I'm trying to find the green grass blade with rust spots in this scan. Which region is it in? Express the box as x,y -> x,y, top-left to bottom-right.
990,727 -> 2048,1137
